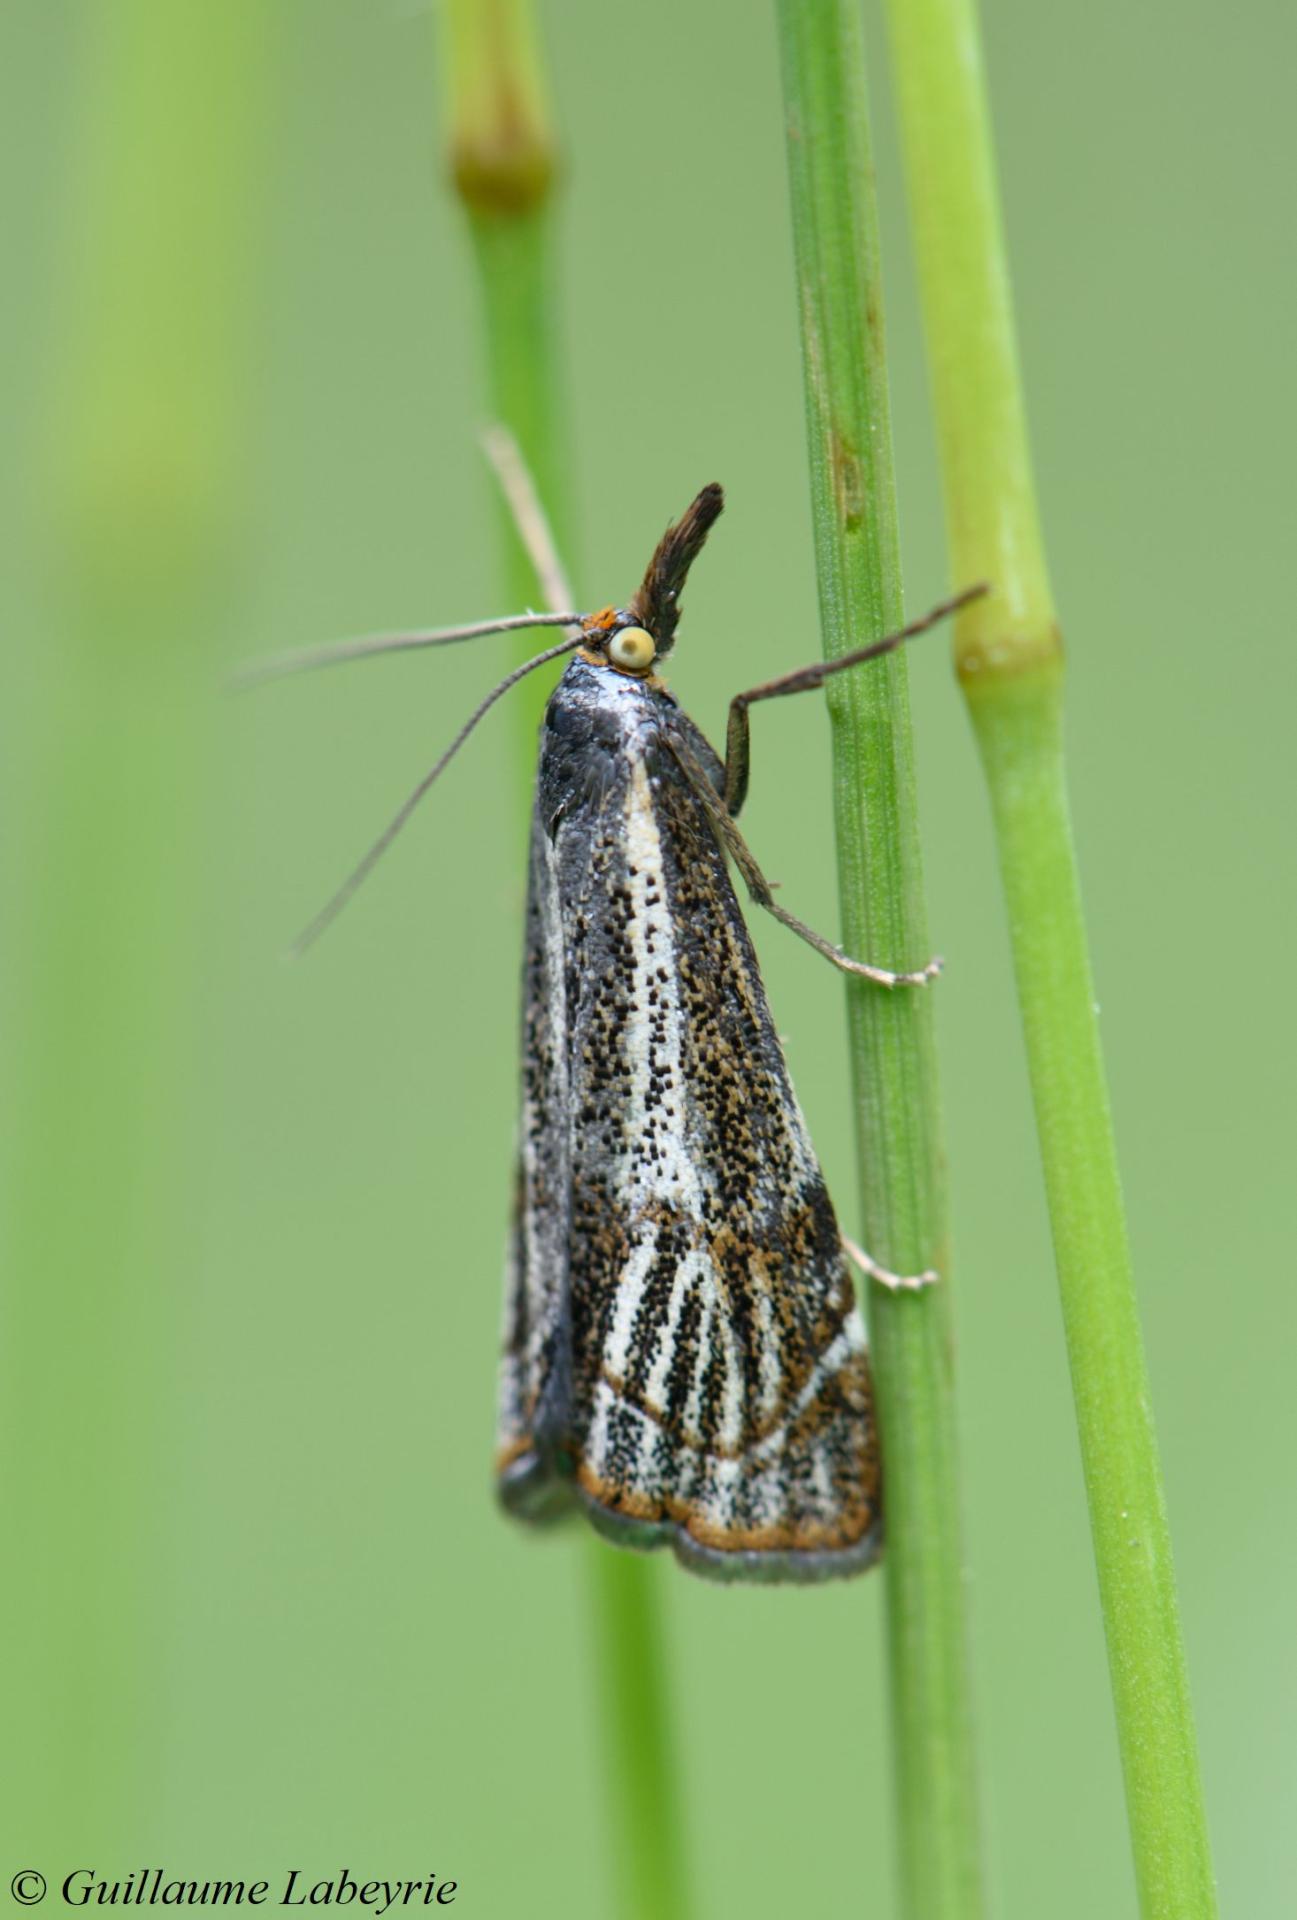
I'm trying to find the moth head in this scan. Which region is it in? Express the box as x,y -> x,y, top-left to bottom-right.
578,484 -> 724,674
581,607 -> 658,677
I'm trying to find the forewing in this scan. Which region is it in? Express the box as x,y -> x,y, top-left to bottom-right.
561,732 -> 879,1580
496,803 -> 575,1521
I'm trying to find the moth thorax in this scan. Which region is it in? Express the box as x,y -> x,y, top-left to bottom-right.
608,626 -> 656,674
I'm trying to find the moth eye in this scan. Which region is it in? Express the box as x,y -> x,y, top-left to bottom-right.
608,626 -> 656,673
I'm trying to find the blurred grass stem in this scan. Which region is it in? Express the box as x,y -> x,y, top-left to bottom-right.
883,0 -> 1219,1911
443,10 -> 693,1919
445,0 -> 569,635
0,0 -> 274,1856
774,9 -> 986,1919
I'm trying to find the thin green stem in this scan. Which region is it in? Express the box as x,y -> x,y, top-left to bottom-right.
884,0 -> 1218,1912
1,0 -> 274,1859
467,211 -> 571,619
441,10 -> 692,1919
444,0 -> 570,739
586,1547 -> 692,1920
774,10 -> 985,1920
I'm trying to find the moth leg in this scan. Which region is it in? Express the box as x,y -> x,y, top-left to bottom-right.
482,424 -> 577,616
668,739 -> 941,989
841,1231 -> 939,1294
721,586 -> 986,817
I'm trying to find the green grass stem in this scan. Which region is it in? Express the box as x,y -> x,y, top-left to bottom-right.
883,0 -> 1218,1912
586,1547 -> 692,1920
441,10 -> 692,1918
443,0 -> 570,632
774,10 -> 985,1919
0,1 -> 274,1856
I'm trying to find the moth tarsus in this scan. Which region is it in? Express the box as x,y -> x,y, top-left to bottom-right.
841,1233 -> 940,1295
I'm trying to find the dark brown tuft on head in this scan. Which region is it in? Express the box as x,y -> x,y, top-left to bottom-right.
628,484 -> 724,655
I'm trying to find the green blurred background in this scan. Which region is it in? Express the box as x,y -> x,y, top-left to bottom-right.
3,2 -> 1294,1915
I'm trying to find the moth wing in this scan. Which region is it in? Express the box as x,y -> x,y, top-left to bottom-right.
561,735 -> 879,1581
496,802 -> 575,1522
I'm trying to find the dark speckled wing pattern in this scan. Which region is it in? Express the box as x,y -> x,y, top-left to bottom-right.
496,656 -> 880,1582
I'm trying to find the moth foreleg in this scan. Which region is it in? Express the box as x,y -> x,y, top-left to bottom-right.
720,586 -> 988,818
669,739 -> 942,990
841,1231 -> 940,1294
482,425 -> 577,616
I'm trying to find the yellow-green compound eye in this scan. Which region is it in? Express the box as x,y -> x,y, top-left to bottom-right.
608,625 -> 656,673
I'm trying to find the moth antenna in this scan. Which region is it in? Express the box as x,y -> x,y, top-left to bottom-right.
482,425 -> 577,615
230,609 -> 583,692
290,634 -> 581,956
629,482 -> 725,654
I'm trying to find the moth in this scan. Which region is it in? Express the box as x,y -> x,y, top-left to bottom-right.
244,473 -> 977,1583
